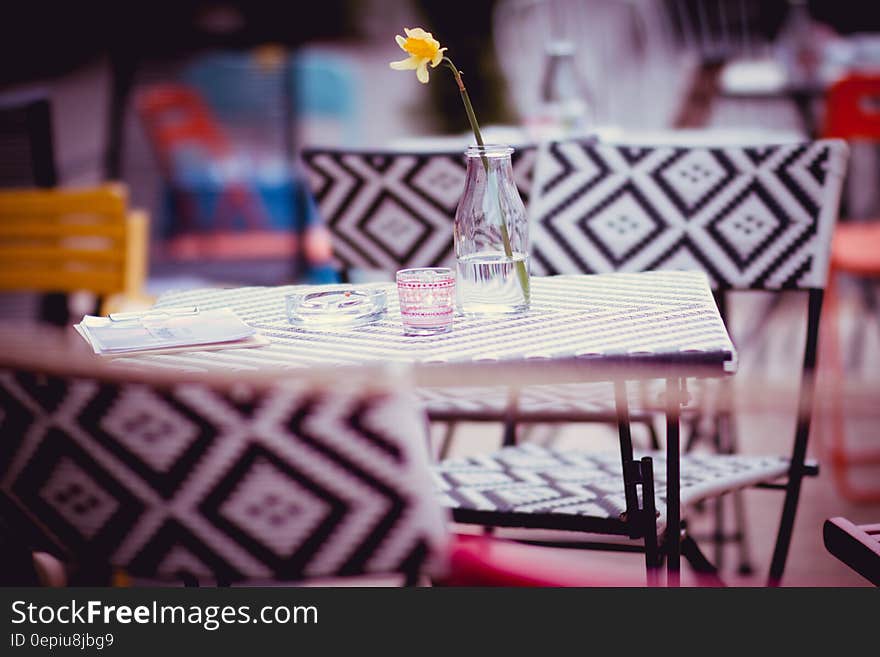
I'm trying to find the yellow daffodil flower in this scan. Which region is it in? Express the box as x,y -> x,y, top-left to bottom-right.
386,25 -> 531,297
389,27 -> 447,83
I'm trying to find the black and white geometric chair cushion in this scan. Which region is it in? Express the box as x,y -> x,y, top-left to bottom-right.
300,144 -> 539,273
528,139 -> 848,288
0,367 -> 447,583
433,443 -> 790,530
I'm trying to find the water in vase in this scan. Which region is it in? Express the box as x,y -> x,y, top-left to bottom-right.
456,251 -> 530,315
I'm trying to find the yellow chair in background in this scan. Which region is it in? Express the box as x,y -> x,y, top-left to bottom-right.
0,184 -> 151,316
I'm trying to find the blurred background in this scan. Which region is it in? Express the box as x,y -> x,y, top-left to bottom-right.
2,0 -> 880,585
3,0 -> 880,291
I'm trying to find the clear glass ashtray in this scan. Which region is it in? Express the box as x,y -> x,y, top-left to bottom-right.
285,287 -> 388,328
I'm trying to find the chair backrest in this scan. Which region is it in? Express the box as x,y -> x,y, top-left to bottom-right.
0,184 -> 147,297
824,73 -> 880,141
528,139 -> 848,291
290,50 -> 359,146
0,92 -> 57,188
0,333 -> 447,584
300,145 -> 538,273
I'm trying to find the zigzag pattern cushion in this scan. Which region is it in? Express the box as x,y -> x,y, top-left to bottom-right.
0,368 -> 447,583
300,145 -> 539,272
528,140 -> 848,289
433,443 -> 790,528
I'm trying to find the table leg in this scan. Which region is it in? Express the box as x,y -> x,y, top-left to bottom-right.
790,89 -> 819,139
665,377 -> 682,586
502,387 -> 519,447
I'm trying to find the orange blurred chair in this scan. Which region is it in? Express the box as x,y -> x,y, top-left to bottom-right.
821,73 -> 880,502
0,184 -> 150,317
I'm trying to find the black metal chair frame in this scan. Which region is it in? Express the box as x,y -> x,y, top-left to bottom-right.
823,516 -> 880,586
449,287 -> 823,586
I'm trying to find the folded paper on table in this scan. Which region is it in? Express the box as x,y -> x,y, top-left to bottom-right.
73,326 -> 270,358
74,307 -> 263,356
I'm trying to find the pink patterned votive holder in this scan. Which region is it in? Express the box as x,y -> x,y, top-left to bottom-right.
396,267 -> 455,336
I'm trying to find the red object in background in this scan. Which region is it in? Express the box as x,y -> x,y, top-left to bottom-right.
440,535 -> 650,587
820,73 -> 880,503
824,74 -> 880,140
136,84 -> 287,259
137,85 -> 231,158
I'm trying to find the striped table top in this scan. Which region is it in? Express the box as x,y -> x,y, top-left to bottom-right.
116,271 -> 737,378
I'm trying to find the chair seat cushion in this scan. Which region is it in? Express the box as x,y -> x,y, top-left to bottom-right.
432,444 -> 789,527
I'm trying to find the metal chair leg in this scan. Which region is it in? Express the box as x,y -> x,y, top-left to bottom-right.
768,289 -> 823,585
665,378 -> 683,586
502,387 -> 519,447
645,419 -> 661,451
713,495 -> 725,571
711,413 -> 726,571
725,409 -> 755,575
706,389 -> 756,576
640,457 -> 660,586
732,489 -> 755,575
437,421 -> 458,460
501,417 -> 517,447
681,534 -> 727,587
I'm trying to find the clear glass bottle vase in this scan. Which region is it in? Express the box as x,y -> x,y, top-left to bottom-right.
454,144 -> 530,315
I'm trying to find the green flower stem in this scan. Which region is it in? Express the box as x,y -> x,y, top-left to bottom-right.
443,57 -> 529,299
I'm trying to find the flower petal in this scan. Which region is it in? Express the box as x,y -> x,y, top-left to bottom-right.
431,47 -> 447,67
390,56 -> 420,70
395,34 -> 406,49
407,27 -> 430,39
416,61 -> 429,83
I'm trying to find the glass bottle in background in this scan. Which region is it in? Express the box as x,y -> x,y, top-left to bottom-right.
531,40 -> 593,139
776,0 -> 820,88
454,144 -> 530,315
